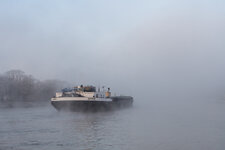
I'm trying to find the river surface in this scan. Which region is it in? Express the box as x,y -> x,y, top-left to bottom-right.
1,98 -> 225,150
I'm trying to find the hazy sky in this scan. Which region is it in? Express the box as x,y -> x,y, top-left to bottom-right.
1,0 -> 225,96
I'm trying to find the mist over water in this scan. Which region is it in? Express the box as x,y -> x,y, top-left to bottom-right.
1,0 -> 225,149
1,98 -> 225,150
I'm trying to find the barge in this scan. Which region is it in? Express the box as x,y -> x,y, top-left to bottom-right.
51,85 -> 133,111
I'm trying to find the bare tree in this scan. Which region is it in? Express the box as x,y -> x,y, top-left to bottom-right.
5,70 -> 26,81
0,70 -> 65,106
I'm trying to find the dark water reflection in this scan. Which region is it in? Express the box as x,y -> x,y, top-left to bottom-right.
1,98 -> 225,150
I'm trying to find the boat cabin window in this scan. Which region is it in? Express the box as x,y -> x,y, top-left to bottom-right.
83,86 -> 96,92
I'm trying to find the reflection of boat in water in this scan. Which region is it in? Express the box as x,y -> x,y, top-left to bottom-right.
51,85 -> 133,111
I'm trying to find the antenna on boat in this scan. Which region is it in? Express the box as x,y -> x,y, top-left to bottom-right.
98,87 -> 100,92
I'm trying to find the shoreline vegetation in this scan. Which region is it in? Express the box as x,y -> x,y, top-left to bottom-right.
0,70 -> 66,107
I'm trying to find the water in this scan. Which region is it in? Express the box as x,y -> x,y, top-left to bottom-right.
1,98 -> 225,150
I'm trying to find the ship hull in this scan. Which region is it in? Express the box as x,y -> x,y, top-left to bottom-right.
51,96 -> 133,112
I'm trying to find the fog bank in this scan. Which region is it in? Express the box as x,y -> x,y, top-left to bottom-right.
0,0 -> 225,100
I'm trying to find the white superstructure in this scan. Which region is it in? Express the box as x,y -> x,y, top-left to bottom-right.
51,85 -> 112,102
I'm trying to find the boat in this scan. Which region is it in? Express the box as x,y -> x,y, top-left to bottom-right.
51,85 -> 133,111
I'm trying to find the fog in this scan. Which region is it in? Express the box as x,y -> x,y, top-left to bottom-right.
2,2 -> 225,149
1,0 -> 225,101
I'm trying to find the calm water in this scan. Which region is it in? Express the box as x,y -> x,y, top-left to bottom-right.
1,98 -> 225,150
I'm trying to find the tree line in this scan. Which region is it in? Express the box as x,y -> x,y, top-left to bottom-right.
0,70 -> 65,106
